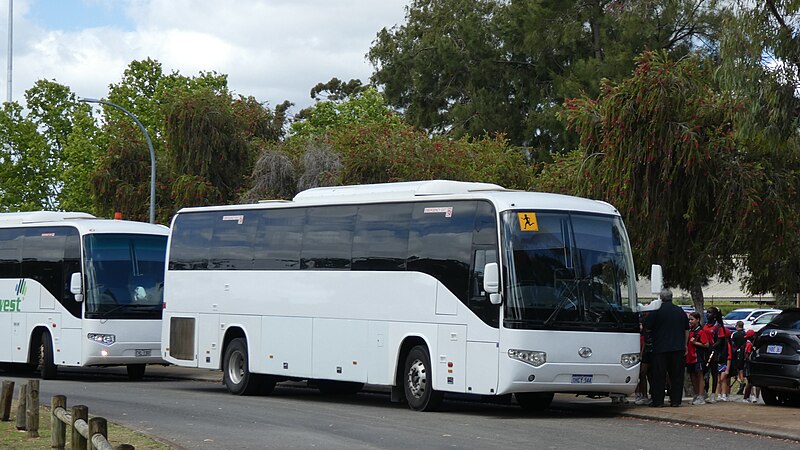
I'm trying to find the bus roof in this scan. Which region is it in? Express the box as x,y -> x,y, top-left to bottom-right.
0,211 -> 169,235
176,180 -> 620,217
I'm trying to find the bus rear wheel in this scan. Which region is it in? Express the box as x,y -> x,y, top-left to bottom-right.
404,346 -> 443,411
127,364 -> 146,381
223,338 -> 261,396
515,392 -> 554,411
37,332 -> 57,380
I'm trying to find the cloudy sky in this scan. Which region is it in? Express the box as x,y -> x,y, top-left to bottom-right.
0,0 -> 410,111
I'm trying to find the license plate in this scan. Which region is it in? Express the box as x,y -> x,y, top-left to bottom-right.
571,374 -> 593,384
766,344 -> 783,354
135,349 -> 151,357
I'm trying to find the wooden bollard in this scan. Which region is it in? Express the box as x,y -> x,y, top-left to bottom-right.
51,395 -> 67,450
15,383 -> 26,430
26,379 -> 40,438
71,405 -> 89,450
88,417 -> 107,450
0,380 -> 14,421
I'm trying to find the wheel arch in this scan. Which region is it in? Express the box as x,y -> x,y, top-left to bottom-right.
27,326 -> 51,364
221,326 -> 248,369
393,334 -> 432,387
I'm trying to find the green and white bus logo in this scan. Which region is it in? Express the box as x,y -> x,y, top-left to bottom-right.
1,279 -> 25,312
15,279 -> 27,296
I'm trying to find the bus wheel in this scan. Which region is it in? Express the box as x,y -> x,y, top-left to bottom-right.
38,332 -> 57,380
127,364 -> 146,381
404,346 -> 443,411
515,392 -> 554,411
223,338 -> 259,396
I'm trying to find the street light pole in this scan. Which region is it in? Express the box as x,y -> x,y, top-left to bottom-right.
80,98 -> 156,224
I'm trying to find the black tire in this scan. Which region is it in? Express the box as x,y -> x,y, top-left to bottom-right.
317,380 -> 364,395
761,387 -> 790,406
403,345 -> 443,411
223,338 -> 260,395
38,332 -> 57,380
515,392 -> 554,411
127,364 -> 146,381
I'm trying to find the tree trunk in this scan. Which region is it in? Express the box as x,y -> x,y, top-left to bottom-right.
689,283 -> 705,324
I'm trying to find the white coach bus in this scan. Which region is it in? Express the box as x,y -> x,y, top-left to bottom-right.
0,211 -> 168,380
162,180 -> 643,411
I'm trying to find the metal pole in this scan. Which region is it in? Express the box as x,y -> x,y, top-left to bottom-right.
79,98 -> 156,224
7,0 -> 12,103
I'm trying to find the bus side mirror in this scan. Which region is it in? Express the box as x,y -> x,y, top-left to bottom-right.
70,272 -> 84,303
650,264 -> 663,294
483,262 -> 502,305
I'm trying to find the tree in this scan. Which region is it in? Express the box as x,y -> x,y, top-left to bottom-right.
0,80 -> 90,212
164,87 -> 252,207
368,0 -> 725,151
558,50 -> 792,313
716,1 -> 800,296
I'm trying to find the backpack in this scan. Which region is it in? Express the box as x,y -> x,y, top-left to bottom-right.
731,329 -> 746,364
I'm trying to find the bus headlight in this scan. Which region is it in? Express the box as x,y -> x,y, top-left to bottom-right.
508,349 -> 546,367
87,333 -> 116,346
620,352 -> 640,368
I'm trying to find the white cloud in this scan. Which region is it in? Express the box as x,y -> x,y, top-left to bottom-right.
1,0 -> 409,110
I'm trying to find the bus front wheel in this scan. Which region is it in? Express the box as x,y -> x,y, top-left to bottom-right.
223,338 -> 260,396
403,346 -> 443,411
37,332 -> 57,380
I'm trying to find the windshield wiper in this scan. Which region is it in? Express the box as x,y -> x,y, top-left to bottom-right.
96,302 -> 158,318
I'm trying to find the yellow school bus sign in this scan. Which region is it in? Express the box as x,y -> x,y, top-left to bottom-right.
518,212 -> 539,231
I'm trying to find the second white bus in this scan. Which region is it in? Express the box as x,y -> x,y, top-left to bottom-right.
0,211 -> 169,380
162,181 -> 643,410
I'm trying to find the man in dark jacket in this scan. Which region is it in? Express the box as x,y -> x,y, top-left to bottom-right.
644,289 -> 690,407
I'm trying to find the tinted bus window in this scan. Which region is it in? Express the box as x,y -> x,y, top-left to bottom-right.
0,228 -> 22,278
209,212 -> 257,270
352,203 -> 412,271
301,206 -> 356,270
253,208 -> 305,270
169,213 -> 213,270
22,227 -> 82,318
408,201 -> 477,302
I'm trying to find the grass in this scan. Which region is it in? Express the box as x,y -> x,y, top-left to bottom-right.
1,399 -> 173,450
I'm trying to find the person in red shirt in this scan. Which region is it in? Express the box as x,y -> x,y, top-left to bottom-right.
703,307 -> 733,402
687,312 -> 711,404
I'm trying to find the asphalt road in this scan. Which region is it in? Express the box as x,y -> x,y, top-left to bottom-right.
1,366 -> 796,450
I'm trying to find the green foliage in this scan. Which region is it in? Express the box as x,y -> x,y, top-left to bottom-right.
559,51 -> 767,304
164,87 -> 251,207
715,1 -> 800,294
0,80 -> 87,212
530,150 -> 584,195
369,0 -> 725,150
290,87 -> 402,138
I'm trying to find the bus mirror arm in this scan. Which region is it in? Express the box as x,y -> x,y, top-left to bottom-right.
70,272 -> 84,302
483,263 -> 502,305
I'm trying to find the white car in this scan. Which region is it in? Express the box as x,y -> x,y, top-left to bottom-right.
723,308 -> 782,330
743,311 -> 780,333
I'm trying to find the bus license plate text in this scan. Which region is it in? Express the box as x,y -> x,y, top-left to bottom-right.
135,349 -> 151,357
571,374 -> 593,384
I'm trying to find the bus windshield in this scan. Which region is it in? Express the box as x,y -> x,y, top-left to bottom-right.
83,234 -> 167,319
501,211 -> 638,331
